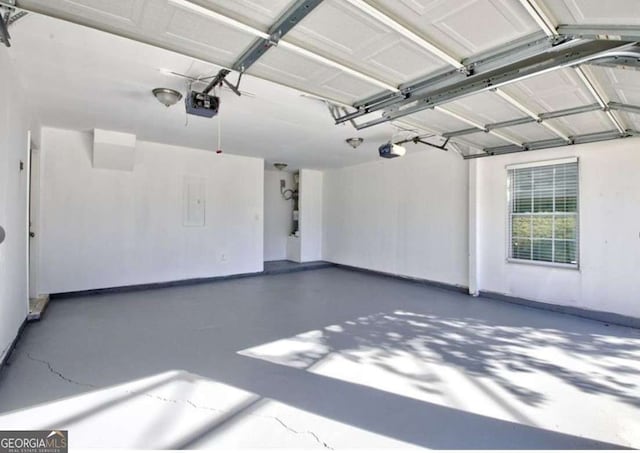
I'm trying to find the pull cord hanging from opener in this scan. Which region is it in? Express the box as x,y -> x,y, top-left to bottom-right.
216,94 -> 222,154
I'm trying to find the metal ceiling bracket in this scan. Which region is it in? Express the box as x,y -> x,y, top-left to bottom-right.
0,10 -> 10,47
491,88 -> 570,141
558,24 -> 640,42
608,102 -> 640,116
348,41 -> 629,129
348,32 -> 556,115
347,32 -> 569,117
485,117 -> 537,131
6,9 -> 25,26
466,129 -> 634,159
520,2 -> 631,137
231,0 -> 323,73
444,127 -> 484,138
202,0 -> 322,95
444,103 -> 603,139
395,134 -> 449,151
339,40 -> 631,129
538,103 -> 602,119
589,55 -> 640,70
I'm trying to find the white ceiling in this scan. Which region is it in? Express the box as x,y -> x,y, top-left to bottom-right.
4,0 -> 640,165
7,13 -> 409,170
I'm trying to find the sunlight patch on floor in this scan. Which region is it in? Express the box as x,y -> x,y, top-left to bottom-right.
0,370 -> 415,449
238,310 -> 640,448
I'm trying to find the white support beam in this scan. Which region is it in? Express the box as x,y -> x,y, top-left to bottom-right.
277,41 -> 398,92
488,130 -> 523,147
170,0 -> 270,40
170,0 -> 399,93
493,88 -> 538,120
606,110 -> 626,134
575,67 -> 626,133
434,106 -> 486,131
493,88 -> 570,141
539,121 -> 572,142
517,0 -> 556,37
342,0 -> 464,71
574,67 -> 606,109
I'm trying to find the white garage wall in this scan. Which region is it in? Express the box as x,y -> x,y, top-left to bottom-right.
476,137 -> 640,319
299,169 -> 323,262
264,170 -> 293,261
38,127 -> 264,294
323,150 -> 469,287
0,50 -> 31,363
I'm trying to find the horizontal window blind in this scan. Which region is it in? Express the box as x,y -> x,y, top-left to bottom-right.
508,161 -> 579,266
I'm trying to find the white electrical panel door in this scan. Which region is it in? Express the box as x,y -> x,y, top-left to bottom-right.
183,176 -> 206,227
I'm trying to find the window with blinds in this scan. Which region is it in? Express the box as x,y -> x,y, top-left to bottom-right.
508,159 -> 579,267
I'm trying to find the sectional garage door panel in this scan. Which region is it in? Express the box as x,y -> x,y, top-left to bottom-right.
501,68 -> 598,114
15,0 -> 640,156
542,0 -> 640,26
365,0 -> 540,60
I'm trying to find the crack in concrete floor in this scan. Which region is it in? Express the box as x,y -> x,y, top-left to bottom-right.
24,352 -> 333,449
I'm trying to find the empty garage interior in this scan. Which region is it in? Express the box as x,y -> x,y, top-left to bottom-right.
1,0 -> 640,449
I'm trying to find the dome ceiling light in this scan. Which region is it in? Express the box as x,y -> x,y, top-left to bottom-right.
152,88 -> 183,107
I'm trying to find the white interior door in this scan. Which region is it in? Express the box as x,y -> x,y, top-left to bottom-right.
27,132 -> 40,299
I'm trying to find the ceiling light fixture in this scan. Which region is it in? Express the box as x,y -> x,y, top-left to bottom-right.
345,137 -> 364,149
273,163 -> 288,171
152,88 -> 183,107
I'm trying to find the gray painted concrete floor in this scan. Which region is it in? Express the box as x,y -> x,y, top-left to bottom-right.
0,267 -> 639,449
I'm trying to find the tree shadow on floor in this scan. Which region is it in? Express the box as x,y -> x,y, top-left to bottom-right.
241,308 -> 640,410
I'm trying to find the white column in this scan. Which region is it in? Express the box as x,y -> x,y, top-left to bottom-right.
468,159 -> 479,296
299,169 -> 324,262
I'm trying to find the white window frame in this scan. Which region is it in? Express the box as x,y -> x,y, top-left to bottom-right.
506,157 -> 580,270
